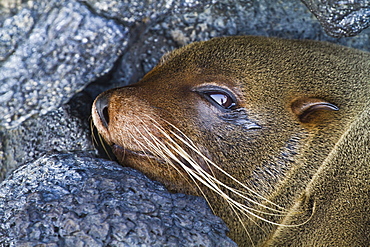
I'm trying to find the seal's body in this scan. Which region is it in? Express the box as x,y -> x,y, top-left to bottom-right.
92,36 -> 370,246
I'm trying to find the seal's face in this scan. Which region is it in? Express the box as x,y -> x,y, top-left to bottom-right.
92,69 -> 262,194
92,36 -> 369,246
92,36 -> 339,195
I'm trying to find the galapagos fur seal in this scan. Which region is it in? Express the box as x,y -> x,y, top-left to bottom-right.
92,36 -> 370,246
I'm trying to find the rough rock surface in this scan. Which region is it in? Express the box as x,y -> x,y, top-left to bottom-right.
0,0 -> 369,246
302,0 -> 370,37
0,153 -> 236,247
0,0 -> 127,129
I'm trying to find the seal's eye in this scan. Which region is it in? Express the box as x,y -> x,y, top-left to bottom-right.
193,85 -> 238,110
205,92 -> 236,109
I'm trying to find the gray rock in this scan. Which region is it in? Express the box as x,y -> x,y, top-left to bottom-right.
0,92 -> 95,180
0,0 -> 127,129
0,153 -> 237,247
302,0 -> 370,38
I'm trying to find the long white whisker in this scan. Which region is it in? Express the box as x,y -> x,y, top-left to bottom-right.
132,121 -> 204,196
130,115 -> 311,230
150,122 -> 289,215
169,127 -> 287,211
146,124 -> 291,219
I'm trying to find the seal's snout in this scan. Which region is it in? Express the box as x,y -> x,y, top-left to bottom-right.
94,93 -> 110,129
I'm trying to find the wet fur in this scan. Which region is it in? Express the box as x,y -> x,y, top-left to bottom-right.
92,36 -> 370,246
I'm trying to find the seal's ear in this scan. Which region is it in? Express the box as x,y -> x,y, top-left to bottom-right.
291,98 -> 339,123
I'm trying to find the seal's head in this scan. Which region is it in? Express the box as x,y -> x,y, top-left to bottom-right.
92,36 -> 369,246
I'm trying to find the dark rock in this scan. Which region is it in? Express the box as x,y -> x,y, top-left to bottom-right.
0,0 -> 127,129
0,92 -> 95,180
0,153 -> 237,247
302,0 -> 370,37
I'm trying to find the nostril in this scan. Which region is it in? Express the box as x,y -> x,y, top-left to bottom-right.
95,93 -> 110,129
102,106 -> 110,126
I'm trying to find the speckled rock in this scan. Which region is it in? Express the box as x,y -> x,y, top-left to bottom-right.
0,92 -> 94,180
0,153 -> 237,247
0,0 -> 127,129
302,0 -> 370,38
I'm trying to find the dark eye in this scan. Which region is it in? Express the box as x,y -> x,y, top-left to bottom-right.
205,92 -> 236,109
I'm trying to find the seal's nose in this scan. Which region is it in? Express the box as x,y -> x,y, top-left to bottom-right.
94,93 -> 110,129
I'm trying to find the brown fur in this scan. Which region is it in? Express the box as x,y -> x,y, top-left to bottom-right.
92,36 -> 370,246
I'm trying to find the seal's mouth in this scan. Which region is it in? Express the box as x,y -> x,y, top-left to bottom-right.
111,143 -> 202,172
112,144 -> 164,163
